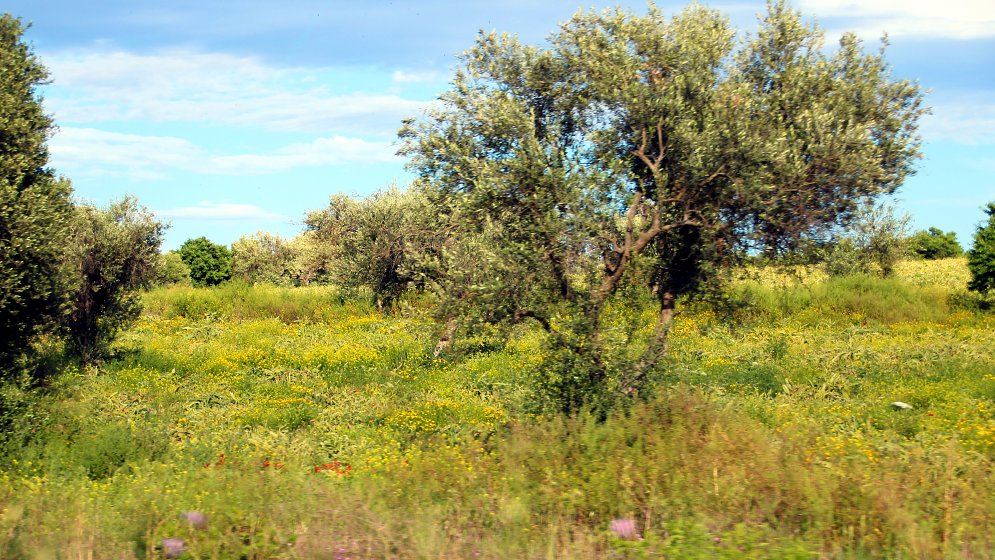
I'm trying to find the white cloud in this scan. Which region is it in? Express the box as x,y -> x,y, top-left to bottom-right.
921,95 -> 995,145
49,127 -> 400,180
392,69 -> 444,84
159,202 -> 288,222
42,49 -> 429,133
801,0 -> 995,39
213,136 -> 400,174
49,127 -> 202,180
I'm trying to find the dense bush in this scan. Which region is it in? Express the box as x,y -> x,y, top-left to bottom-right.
151,251 -> 191,286
231,230 -> 295,286
909,227 -> 963,259
63,198 -> 165,364
822,203 -> 911,278
178,237 -> 232,287
968,202 -> 995,295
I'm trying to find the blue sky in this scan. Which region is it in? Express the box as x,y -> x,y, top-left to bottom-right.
7,0 -> 995,251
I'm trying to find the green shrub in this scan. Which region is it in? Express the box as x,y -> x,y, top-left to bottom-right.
909,227 -> 963,259
178,237 -> 232,287
968,202 -> 995,295
63,198 -> 164,364
231,230 -> 295,286
151,251 -> 191,287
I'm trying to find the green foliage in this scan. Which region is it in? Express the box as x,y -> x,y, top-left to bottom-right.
231,230 -> 295,286
400,1 -> 926,409
141,283 -> 360,323
62,197 -> 165,364
0,14 -> 74,378
733,273 -> 950,325
305,188 -> 444,308
178,236 -> 232,287
151,251 -> 191,287
909,227 -> 963,259
822,202 -> 911,277
967,202 -> 995,295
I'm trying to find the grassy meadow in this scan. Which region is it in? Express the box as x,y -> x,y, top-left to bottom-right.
1,258 -> 994,558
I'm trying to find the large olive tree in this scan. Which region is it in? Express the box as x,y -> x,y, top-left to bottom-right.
0,14 -> 73,377
400,1 -> 925,408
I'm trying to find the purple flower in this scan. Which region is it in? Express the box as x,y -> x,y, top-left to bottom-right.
182,510 -> 208,530
610,518 -> 640,541
160,537 -> 186,558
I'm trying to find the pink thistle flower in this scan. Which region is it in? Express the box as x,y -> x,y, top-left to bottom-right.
610,518 -> 640,541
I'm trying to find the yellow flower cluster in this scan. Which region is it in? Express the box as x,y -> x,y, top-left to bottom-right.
814,433 -> 880,464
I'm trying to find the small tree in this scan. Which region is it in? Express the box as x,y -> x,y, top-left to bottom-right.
63,197 -> 165,364
910,227 -> 962,260
152,251 -> 192,287
967,203 -> 995,295
303,189 -> 443,307
178,237 -> 232,287
822,202 -> 910,277
340,187 -> 440,309
231,230 -> 295,286
0,15 -> 74,378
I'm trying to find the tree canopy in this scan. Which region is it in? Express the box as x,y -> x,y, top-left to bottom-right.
0,14 -> 73,376
178,237 -> 233,287
910,227 -> 962,260
400,1 -> 926,408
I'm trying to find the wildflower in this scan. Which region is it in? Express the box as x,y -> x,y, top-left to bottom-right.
160,537 -> 186,558
182,510 -> 208,530
609,518 -> 640,541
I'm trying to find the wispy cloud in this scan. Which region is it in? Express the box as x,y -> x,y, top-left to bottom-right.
49,127 -> 400,180
921,94 -> 995,145
43,48 -> 428,134
212,136 -> 401,174
49,128 -> 201,180
801,0 -> 995,39
392,69 -> 444,84
159,202 -> 289,222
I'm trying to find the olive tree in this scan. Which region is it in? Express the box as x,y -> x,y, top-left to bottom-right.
231,230 -> 295,286
400,1 -> 925,408
0,14 -> 73,377
304,188 -> 443,308
63,198 -> 165,364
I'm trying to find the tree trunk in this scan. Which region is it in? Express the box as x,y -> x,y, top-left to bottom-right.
650,290 -> 676,358
624,290 -> 676,395
433,317 -> 458,357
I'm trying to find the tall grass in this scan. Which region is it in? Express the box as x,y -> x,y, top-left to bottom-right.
731,273 -> 953,325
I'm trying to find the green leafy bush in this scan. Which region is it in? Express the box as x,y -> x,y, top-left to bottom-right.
231,230 -> 295,286
62,198 -> 165,364
151,251 -> 191,287
178,236 -> 232,287
968,202 -> 995,295
909,227 -> 963,259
